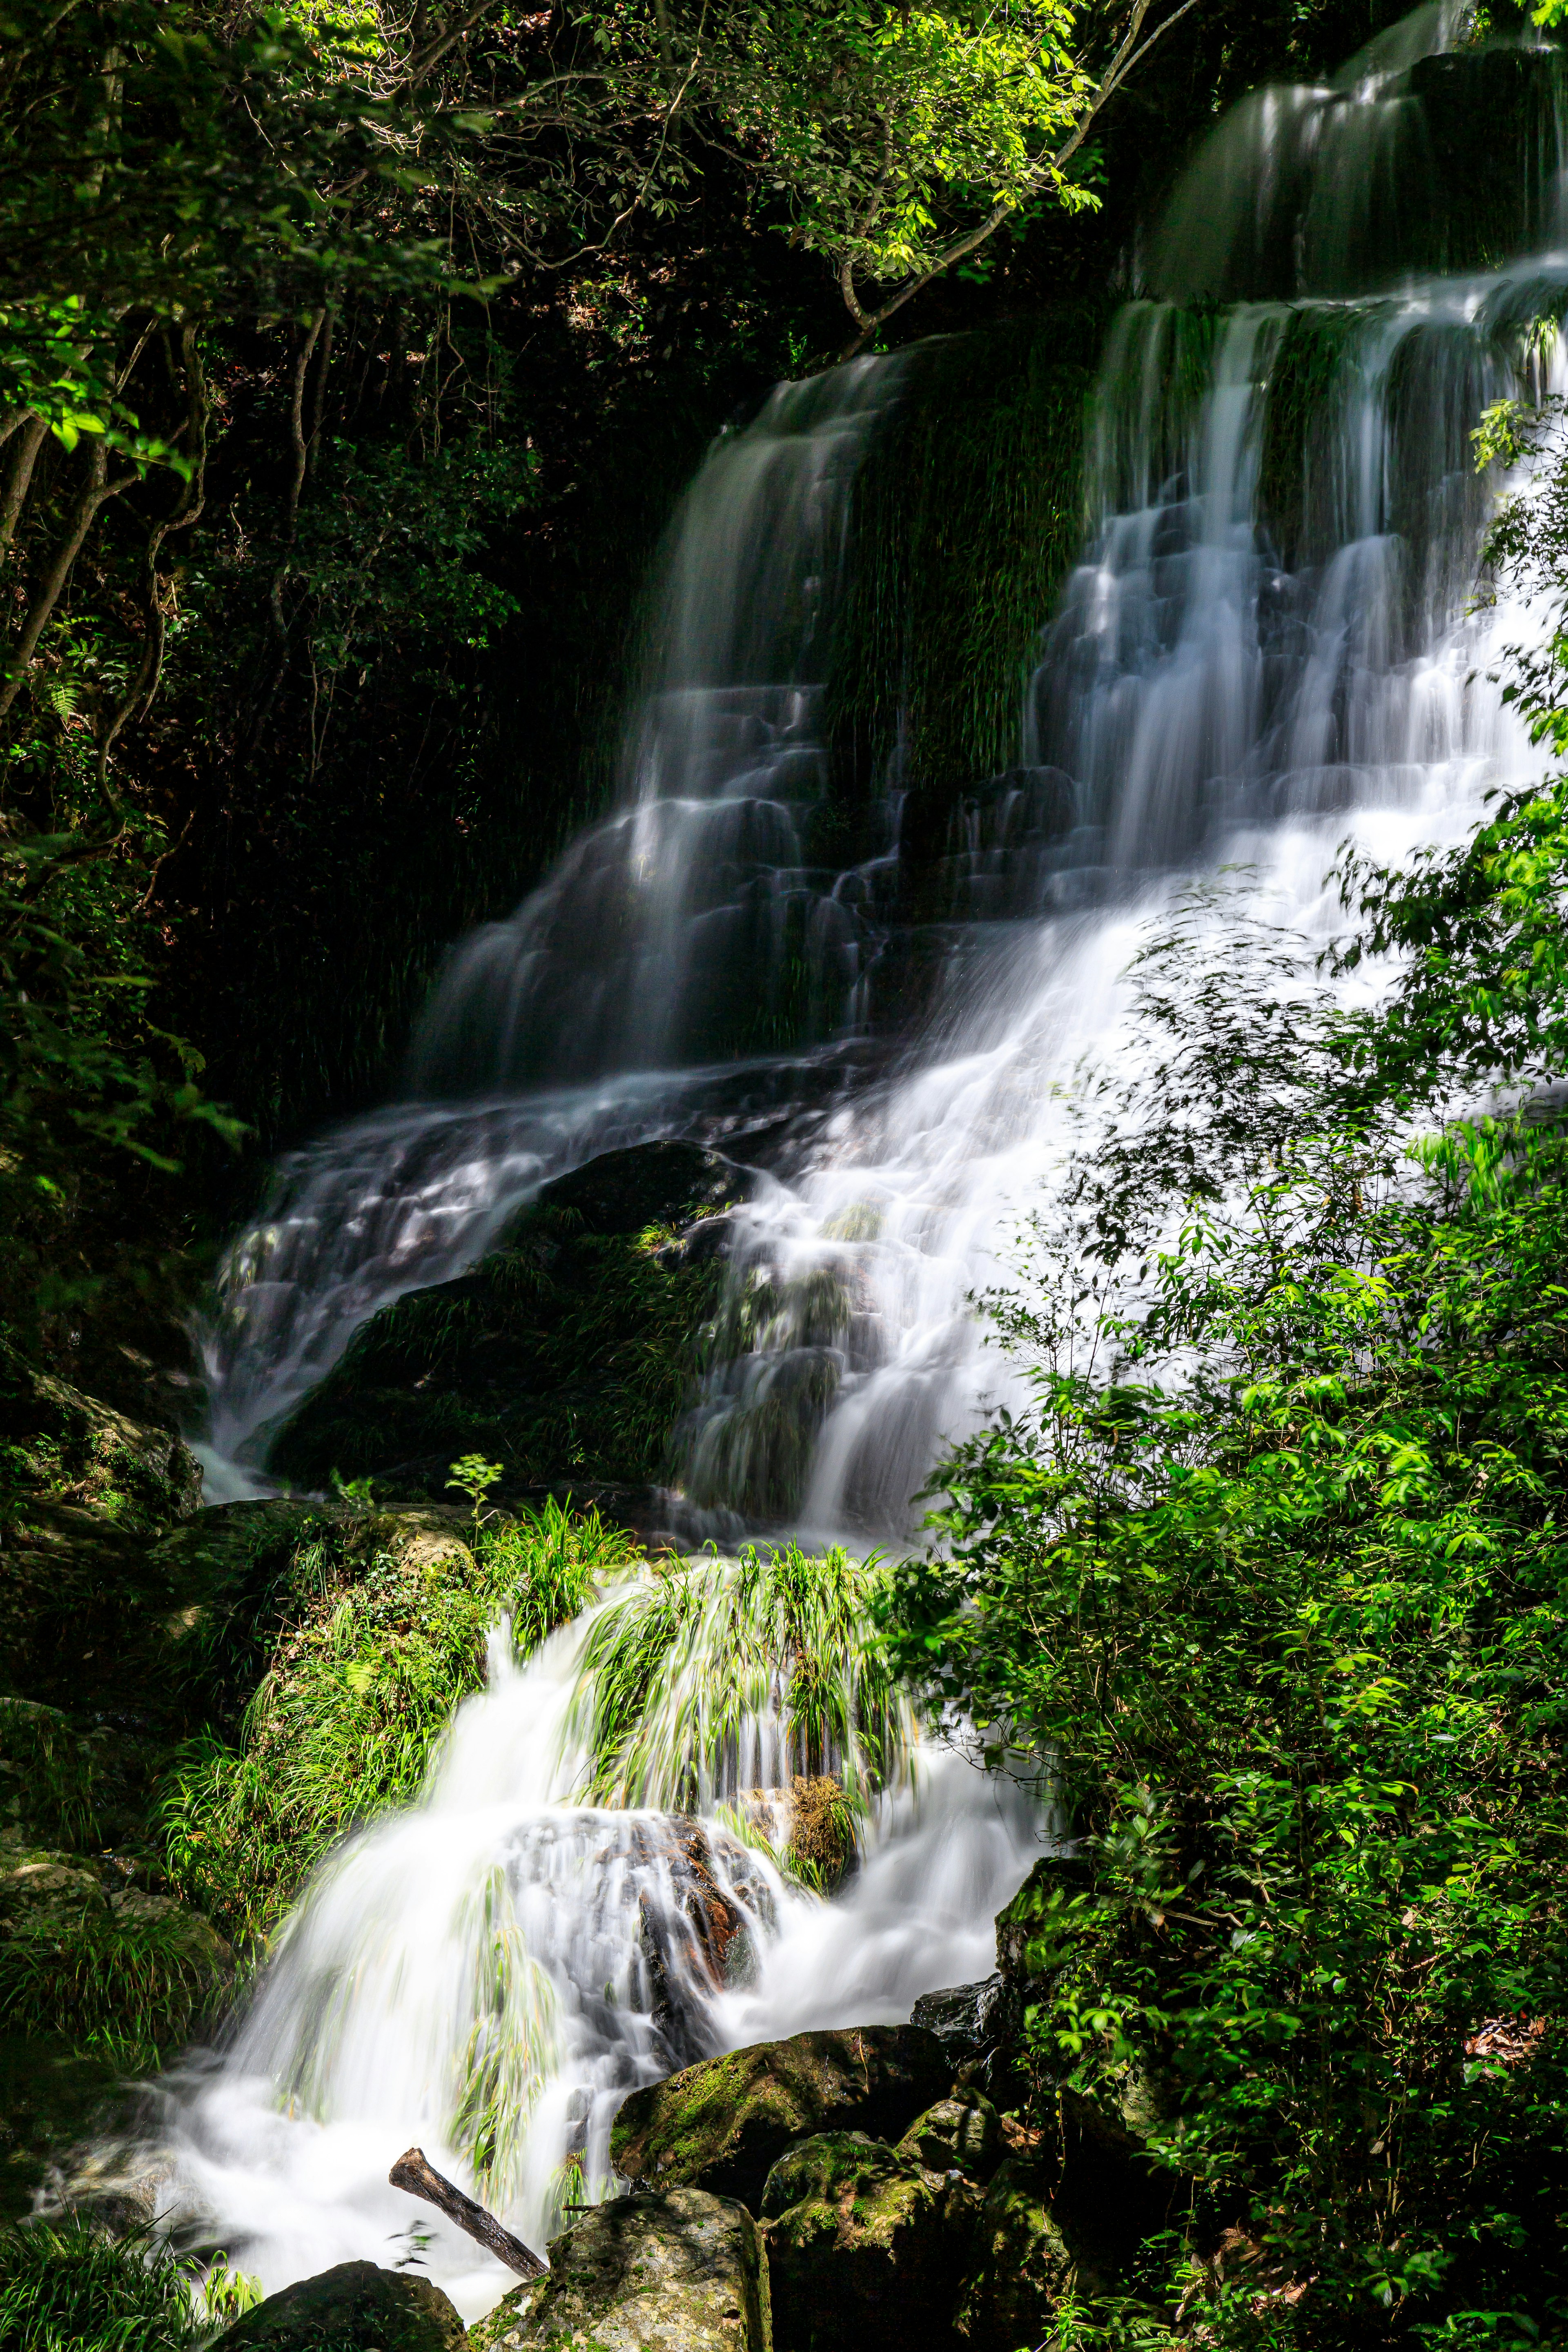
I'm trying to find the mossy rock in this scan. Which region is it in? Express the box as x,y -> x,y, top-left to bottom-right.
0,1339 -> 202,1536
267,1143 -> 746,1497
212,2259 -> 465,2350
895,2093 -> 1000,2183
611,2026 -> 951,2211
760,2130 -> 977,2352
470,2187 -> 768,2352
953,2158 -> 1086,2352
993,1853 -> 1094,1983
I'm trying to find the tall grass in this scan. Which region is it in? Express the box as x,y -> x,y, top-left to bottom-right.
162,1500 -> 636,1946
571,1541 -> 911,1812
0,1903 -> 223,2069
0,2220 -> 201,2352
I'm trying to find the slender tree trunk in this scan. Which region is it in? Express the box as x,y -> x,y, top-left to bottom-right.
0,441 -> 133,724
0,415 -> 49,555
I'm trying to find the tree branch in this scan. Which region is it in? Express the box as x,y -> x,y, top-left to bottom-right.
0,439 -> 136,723
838,0 -> 1206,356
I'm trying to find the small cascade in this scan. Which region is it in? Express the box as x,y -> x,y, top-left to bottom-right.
154,1571 -> 1040,2317
197,362 -> 904,1492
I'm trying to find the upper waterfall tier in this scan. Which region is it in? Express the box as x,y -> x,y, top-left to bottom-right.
197,1 -> 1566,1516
406,361 -> 906,1098
1146,2 -> 1567,302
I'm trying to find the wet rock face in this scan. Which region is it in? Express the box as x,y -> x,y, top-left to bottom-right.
895,2094 -> 1001,2183
211,2260 -> 465,2350
610,2026 -> 951,2211
760,2130 -> 977,2352
906,1978 -> 1022,2109
953,2158 -> 1085,2352
267,1140 -> 745,1503
469,2187 -> 769,2352
633,1817 -> 775,2070
529,1143 -> 740,1237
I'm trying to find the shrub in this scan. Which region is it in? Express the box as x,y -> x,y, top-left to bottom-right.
163,1500 -> 635,1945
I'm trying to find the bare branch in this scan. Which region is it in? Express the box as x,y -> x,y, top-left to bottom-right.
389,2146 -> 546,2278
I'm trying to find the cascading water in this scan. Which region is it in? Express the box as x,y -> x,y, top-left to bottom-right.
145,1574 -> 1041,2317
196,359 -> 904,1496
152,4 -> 1568,2318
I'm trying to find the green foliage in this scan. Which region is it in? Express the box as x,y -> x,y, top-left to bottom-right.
0,1902 -> 223,2070
162,1500 -> 634,1945
887,893 -> 1568,2341
0,2217 -> 207,2352
0,1698 -> 98,1851
446,1451 -> 505,1532
572,1541 -> 907,1809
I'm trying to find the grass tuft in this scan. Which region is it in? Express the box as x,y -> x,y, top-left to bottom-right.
0,2217 -> 205,2352
162,1500 -> 636,1947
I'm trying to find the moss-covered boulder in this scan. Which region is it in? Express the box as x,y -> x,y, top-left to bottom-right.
952,2158 -> 1086,2352
895,2093 -> 1000,2183
611,2027 -> 951,2210
469,2187 -> 769,2352
267,1142 -> 746,1500
759,2131 -> 976,2352
212,2260 -> 465,2350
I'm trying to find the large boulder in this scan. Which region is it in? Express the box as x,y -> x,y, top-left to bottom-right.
759,2131 -> 976,2352
468,2187 -> 768,2352
953,2159 -> 1088,2352
211,2260 -> 465,2350
268,1142 -> 745,1502
895,2093 -> 1001,2183
611,2027 -> 951,2210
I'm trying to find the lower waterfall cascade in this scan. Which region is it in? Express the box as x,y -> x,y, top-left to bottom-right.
157,0 -> 1568,2320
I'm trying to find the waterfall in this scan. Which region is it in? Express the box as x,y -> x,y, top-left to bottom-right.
153,1582 -> 1040,2318
195,362 -> 904,1498
157,7 -> 1568,2313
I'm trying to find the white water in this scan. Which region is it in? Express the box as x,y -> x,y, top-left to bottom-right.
154,1597 -> 1040,2318
155,8 -> 1568,2314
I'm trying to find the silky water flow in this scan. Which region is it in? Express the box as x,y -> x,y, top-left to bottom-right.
155,0 -> 1568,2317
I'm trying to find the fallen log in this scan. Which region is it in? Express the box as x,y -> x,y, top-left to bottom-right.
389,2145 -> 547,2278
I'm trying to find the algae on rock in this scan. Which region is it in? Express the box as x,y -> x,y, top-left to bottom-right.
760,2130 -> 976,2352
610,2026 -> 951,2212
469,2186 -> 770,2352
211,2258 -> 465,2351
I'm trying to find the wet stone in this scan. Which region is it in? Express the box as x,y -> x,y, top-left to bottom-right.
610,2025 -> 951,2211
469,2186 -> 769,2352
210,2259 -> 465,2350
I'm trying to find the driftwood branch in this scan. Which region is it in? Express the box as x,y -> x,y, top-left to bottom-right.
389,2146 -> 547,2278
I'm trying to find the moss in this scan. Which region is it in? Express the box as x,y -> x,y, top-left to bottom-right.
759,2132 -> 976,2352
829,309 -> 1104,869
610,2026 -> 950,2211
161,1501 -> 633,1947
270,1191 -> 733,1500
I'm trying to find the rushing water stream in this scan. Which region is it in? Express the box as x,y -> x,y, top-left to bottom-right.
155,1 -> 1568,2317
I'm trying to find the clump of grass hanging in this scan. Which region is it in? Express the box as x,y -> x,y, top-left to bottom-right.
161,1499 -> 635,1949
572,1541 -> 911,1815
0,1901 -> 225,2070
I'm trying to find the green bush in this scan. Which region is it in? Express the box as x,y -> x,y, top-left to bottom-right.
0,1903 -> 223,2070
0,2218 -> 202,2352
162,1500 -> 636,1945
